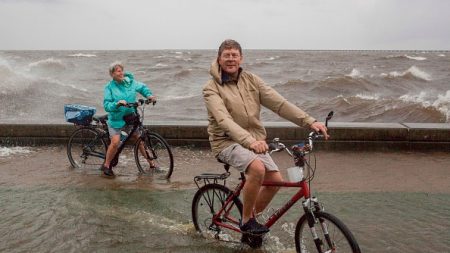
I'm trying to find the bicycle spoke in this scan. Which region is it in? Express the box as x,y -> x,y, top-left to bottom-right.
135,132 -> 173,178
192,184 -> 243,243
67,127 -> 106,170
295,212 -> 360,253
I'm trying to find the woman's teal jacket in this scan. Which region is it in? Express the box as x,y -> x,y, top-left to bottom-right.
103,72 -> 153,128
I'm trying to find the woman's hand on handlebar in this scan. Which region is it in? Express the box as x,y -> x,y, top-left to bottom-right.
310,121 -> 329,140
117,100 -> 128,107
147,96 -> 157,105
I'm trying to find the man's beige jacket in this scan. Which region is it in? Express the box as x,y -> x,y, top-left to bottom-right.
203,61 -> 316,156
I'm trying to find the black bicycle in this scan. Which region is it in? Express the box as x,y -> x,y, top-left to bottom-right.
66,99 -> 174,179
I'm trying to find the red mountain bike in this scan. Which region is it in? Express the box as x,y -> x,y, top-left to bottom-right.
191,112 -> 361,252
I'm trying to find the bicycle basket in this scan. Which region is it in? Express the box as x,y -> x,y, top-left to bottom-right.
64,104 -> 96,125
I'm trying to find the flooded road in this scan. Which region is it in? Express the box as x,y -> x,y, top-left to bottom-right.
1,146 -> 449,252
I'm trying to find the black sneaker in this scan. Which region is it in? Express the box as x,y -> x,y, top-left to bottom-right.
241,233 -> 263,249
101,166 -> 115,177
240,218 -> 269,235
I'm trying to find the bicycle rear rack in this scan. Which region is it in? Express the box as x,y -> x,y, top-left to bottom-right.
194,172 -> 230,189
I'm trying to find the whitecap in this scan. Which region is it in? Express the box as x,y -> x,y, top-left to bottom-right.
256,56 -> 278,61
432,90 -> 450,122
0,62 -> 32,92
152,63 -> 168,68
400,90 -> 450,122
355,93 -> 380,100
385,54 -> 426,61
399,91 -> 430,106
29,57 -> 64,68
405,55 -> 427,61
0,146 -> 32,157
406,66 -> 432,81
163,94 -> 198,100
438,54 -> 445,57
68,53 -> 96,57
381,66 -> 431,81
345,68 -> 364,78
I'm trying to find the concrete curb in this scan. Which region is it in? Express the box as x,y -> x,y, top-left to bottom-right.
1,122 -> 449,151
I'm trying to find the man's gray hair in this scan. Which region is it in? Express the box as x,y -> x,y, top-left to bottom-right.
218,39 -> 242,57
109,61 -> 124,76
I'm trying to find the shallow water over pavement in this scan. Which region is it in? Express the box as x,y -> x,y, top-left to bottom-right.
0,146 -> 449,252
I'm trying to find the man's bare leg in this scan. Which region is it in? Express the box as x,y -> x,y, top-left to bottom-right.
242,159 -> 265,224
254,171 -> 283,214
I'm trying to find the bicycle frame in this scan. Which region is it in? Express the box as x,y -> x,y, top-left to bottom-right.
110,101 -> 151,167
193,111 -> 361,252
84,131 -> 107,160
213,173 -> 311,233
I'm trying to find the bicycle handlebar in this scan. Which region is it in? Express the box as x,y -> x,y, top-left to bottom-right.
269,111 -> 333,157
269,131 -> 324,157
122,98 -> 156,108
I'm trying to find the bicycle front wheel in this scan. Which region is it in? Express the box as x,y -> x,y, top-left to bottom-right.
295,211 -> 361,253
134,132 -> 174,179
192,184 -> 243,243
67,127 -> 107,170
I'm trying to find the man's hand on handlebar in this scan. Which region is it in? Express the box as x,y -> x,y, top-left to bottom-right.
250,140 -> 269,154
310,121 -> 329,140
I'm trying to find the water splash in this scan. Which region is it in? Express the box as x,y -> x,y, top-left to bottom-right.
0,146 -> 32,157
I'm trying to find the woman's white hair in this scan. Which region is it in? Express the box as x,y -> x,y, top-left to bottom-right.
109,61 -> 124,76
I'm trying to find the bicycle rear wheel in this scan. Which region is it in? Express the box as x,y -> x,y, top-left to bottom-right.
295,211 -> 361,253
134,132 -> 174,179
192,184 -> 243,243
67,127 -> 107,170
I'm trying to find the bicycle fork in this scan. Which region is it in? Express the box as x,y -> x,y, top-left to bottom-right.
302,197 -> 335,253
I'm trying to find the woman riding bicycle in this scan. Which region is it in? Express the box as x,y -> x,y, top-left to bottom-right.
203,39 -> 329,234
102,61 -> 156,177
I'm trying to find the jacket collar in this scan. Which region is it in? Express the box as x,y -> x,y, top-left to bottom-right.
210,61 -> 242,85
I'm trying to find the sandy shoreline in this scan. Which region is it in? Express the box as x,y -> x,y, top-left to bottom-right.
0,146 -> 449,193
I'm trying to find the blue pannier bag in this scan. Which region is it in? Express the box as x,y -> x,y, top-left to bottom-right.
64,104 -> 96,125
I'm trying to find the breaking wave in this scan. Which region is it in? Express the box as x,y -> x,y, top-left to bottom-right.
28,58 -> 66,72
345,68 -> 364,78
381,66 -> 432,81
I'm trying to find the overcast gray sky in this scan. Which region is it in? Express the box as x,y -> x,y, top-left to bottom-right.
1,0 -> 449,50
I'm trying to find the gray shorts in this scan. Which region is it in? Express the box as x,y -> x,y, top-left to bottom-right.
107,125 -> 132,137
217,143 -> 279,172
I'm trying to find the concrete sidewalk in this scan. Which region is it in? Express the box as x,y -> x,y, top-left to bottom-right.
1,145 -> 449,193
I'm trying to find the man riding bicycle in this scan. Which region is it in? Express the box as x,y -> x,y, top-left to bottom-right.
202,39 -> 329,235
102,61 -> 157,177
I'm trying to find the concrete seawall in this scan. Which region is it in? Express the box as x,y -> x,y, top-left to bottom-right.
1,122 -> 449,151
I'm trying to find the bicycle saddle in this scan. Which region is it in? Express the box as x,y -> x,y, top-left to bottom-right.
93,115 -> 108,124
217,158 -> 230,172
